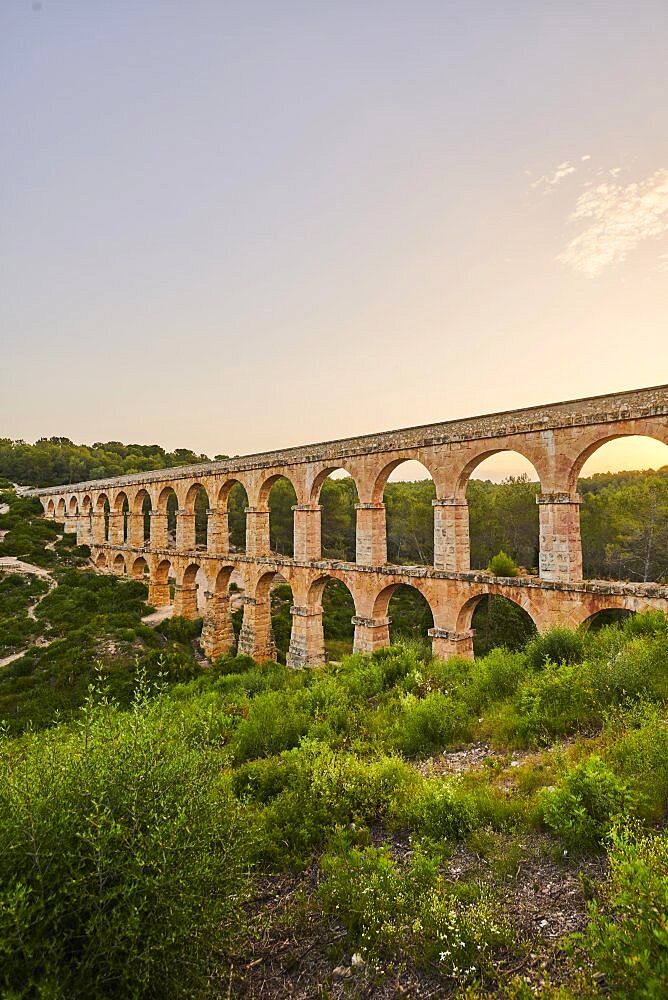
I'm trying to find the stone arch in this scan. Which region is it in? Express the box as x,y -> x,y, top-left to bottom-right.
383,459 -> 437,567
237,568 -> 290,662
371,455 -> 438,504
113,490 -> 128,513
46,499 -> 55,517
580,607 -> 634,631
157,486 -> 178,547
134,488 -> 152,545
131,555 -> 149,580
372,581 -> 435,646
112,491 -> 130,543
572,434 -> 668,583
155,557 -> 174,585
309,467 -> 359,561
200,564 -> 239,659
113,552 -> 127,575
181,560 -> 202,586
150,558 -> 176,610
455,447 -> 546,498
184,482 -> 211,549
214,564 -> 237,594
81,494 -> 92,514
94,493 -> 111,543
307,573 -> 357,660
567,425 -> 668,493
68,496 -> 78,515
456,591 -> 537,656
95,552 -> 107,569
217,479 -> 249,553
56,497 -> 66,520
310,465 -> 361,503
174,560 -> 207,618
260,474 -> 298,557
464,452 -> 542,574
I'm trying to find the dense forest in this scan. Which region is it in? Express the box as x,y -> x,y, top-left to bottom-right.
1,482 -> 668,998
0,436 -> 215,486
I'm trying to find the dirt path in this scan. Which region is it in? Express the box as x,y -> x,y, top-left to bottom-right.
0,552 -> 58,667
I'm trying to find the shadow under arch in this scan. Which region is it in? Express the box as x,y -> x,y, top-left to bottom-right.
131,555 -> 149,580
308,574 -> 357,660
157,486 -> 179,547
580,608 -> 635,632
112,552 -> 127,575
457,592 -> 537,657
373,582 -> 434,647
134,488 -> 152,544
95,552 -> 108,569
184,482 -> 211,549
56,498 -> 66,521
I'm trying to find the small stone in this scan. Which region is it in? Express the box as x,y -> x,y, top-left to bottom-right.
333,965 -> 352,979
351,953 -> 365,967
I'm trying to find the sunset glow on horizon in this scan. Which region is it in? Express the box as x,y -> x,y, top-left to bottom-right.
1,2 -> 666,468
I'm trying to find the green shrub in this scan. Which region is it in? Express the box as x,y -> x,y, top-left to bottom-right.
525,627 -> 584,670
232,689 -> 310,761
411,777 -> 480,839
467,648 -> 527,708
487,551 -> 518,577
572,826 -> 668,998
257,744 -> 420,863
0,691 -> 252,999
319,844 -> 512,976
512,661 -> 596,744
156,615 -> 203,644
541,756 -> 639,853
394,691 -> 471,755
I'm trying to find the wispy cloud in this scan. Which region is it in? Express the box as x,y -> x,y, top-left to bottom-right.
531,160 -> 577,192
557,169 -> 668,276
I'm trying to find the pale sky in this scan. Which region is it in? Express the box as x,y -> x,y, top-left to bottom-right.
1,1 -> 667,479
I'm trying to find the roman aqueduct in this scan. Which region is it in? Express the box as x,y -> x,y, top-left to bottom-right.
32,385 -> 668,665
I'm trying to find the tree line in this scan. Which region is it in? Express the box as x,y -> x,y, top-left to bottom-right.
0,437 -> 215,486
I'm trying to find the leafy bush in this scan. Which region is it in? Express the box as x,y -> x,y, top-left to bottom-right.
541,756 -> 639,853
525,627 -> 584,670
573,826 -> 668,998
232,689 -> 310,761
157,614 -> 203,644
0,689 -> 252,999
411,777 -> 480,839
394,691 -> 471,755
319,844 -> 512,976
467,648 -> 527,708
487,551 -> 518,577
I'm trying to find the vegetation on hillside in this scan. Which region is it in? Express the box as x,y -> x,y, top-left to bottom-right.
0,436 -> 213,487
1,481 -> 667,997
